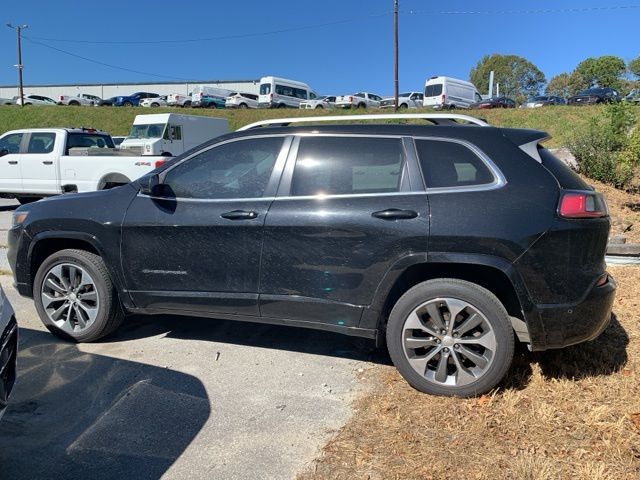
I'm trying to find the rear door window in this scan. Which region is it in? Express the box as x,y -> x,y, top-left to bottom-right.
424,84 -> 443,97
415,139 -> 495,188
290,136 -> 404,196
27,132 -> 56,154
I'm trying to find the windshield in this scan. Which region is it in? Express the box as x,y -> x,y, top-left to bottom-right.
127,123 -> 165,139
399,92 -> 412,97
581,88 -> 604,95
259,83 -> 271,95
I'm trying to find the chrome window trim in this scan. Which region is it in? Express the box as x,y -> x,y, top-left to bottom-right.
412,136 -> 507,194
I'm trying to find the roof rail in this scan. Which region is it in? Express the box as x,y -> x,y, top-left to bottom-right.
237,113 -> 490,131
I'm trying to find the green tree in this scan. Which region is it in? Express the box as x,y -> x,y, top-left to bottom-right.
629,55 -> 640,79
545,73 -> 572,97
469,54 -> 546,102
572,56 -> 626,90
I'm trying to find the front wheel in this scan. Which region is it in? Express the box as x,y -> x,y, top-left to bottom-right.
123,101 -> 133,107
386,279 -> 514,397
33,249 -> 124,342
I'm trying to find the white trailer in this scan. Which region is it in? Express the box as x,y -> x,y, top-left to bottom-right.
119,113 -> 229,157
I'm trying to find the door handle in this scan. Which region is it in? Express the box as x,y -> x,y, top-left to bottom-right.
372,208 -> 418,220
221,210 -> 258,220
43,161 -> 53,165
8,160 -> 18,165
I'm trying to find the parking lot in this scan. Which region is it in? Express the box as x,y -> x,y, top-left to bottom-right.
0,199 -> 378,480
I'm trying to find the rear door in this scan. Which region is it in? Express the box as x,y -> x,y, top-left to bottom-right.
0,132 -> 25,193
20,132 -> 60,194
259,134 -> 429,328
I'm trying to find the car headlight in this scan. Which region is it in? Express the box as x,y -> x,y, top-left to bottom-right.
12,211 -> 29,227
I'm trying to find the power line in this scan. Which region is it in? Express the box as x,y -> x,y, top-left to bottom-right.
23,37 -> 194,81
403,5 -> 640,15
22,12 -> 391,45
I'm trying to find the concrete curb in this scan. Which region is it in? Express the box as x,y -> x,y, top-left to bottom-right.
606,243 -> 640,256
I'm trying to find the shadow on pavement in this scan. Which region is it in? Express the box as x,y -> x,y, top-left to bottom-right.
113,313 -> 391,365
0,203 -> 18,212
0,328 -> 210,480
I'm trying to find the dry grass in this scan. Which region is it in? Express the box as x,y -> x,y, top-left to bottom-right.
299,266 -> 640,480
588,178 -> 640,243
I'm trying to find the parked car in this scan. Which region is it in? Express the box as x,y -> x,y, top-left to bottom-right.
225,92 -> 259,109
98,97 -> 116,107
522,96 -> 566,108
0,98 -> 15,105
7,112 -> 616,398
0,127 -> 166,203
140,96 -> 168,108
624,89 -> 640,104
0,285 -> 17,422
113,92 -> 160,107
197,97 -> 226,109
112,136 -> 126,148
258,76 -> 317,108
299,95 -> 336,110
191,86 -> 233,108
423,76 -> 482,110
567,88 -> 620,105
380,92 -> 424,109
470,97 -> 516,109
335,92 -> 382,109
119,113 -> 229,157
15,95 -> 58,106
58,94 -> 101,106
167,93 -> 192,107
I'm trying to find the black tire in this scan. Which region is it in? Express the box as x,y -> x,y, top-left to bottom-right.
123,101 -> 133,107
357,103 -> 366,109
239,103 -> 248,109
184,100 -> 192,107
277,103 -> 286,109
24,103 -> 32,105
33,249 -> 124,342
151,102 -> 160,107
386,279 -> 514,397
161,152 -> 173,157
69,101 -> 80,106
315,104 -> 324,109
16,196 -> 42,204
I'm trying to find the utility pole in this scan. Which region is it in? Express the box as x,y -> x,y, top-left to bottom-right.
393,0 -> 399,111
6,23 -> 28,107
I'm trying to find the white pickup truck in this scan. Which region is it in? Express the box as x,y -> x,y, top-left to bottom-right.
58,94 -> 102,106
0,128 -> 166,203
335,92 -> 383,109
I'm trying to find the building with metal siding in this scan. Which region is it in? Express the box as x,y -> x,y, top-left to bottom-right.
0,79 -> 260,101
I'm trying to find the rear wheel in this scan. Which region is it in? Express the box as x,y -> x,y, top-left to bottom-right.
151,102 -> 160,107
123,101 -> 133,107
69,101 -> 80,106
239,103 -> 248,109
33,249 -> 124,342
357,103 -> 366,109
386,279 -> 514,397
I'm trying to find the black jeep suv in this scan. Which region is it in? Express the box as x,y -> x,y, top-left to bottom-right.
7,114 -> 616,397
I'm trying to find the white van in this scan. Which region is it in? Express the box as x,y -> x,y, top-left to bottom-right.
191,86 -> 234,107
120,113 -> 229,157
423,76 -> 482,109
258,76 -> 317,108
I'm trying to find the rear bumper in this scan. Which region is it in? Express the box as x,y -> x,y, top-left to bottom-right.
529,274 -> 616,351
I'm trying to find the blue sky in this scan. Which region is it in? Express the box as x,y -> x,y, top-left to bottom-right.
1,0 -> 638,95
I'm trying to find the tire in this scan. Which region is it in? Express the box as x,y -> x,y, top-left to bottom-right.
151,102 -> 160,107
184,101 -> 192,107
315,105 -> 324,109
16,196 -> 42,204
33,249 -> 124,342
239,103 -> 248,109
161,152 -> 173,157
386,279 -> 514,397
25,103 -> 32,105
123,101 -> 133,107
399,103 -> 408,109
357,103 -> 366,109
277,103 -> 286,109
69,101 -> 80,106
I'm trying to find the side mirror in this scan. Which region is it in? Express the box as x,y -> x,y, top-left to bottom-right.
0,149 -> 8,158
139,173 -> 160,196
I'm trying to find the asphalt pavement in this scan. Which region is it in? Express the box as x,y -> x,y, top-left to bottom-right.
0,198 -> 380,480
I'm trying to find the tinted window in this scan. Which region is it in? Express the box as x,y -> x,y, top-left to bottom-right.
424,84 -> 443,97
0,133 -> 23,154
66,133 -> 115,152
163,137 -> 283,199
291,137 -> 404,196
259,83 -> 271,95
27,132 -> 55,154
415,139 -> 494,188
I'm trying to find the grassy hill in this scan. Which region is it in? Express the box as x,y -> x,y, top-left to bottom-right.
1,104 -> 637,148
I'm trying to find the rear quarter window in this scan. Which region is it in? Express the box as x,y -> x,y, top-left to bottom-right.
415,139 -> 495,188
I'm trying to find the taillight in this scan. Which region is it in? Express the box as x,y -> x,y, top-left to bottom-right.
154,159 -> 166,168
441,94 -> 446,104
558,191 -> 608,218
60,95 -> 64,100
349,96 -> 353,102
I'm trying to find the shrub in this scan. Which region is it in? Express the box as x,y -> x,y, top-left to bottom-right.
568,103 -> 639,189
